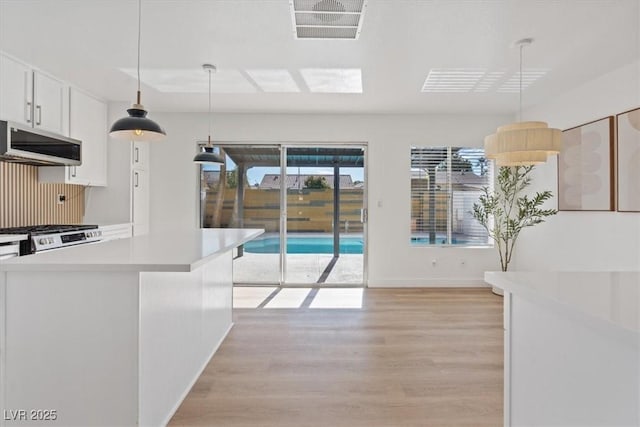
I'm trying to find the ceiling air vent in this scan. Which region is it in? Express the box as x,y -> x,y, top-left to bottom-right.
290,0 -> 367,40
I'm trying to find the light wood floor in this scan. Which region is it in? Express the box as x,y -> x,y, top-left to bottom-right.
169,288 -> 504,427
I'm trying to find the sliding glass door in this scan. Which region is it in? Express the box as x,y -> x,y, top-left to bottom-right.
199,143 -> 366,286
283,146 -> 366,285
200,145 -> 281,284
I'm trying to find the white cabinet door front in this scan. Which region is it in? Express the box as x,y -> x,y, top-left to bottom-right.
0,54 -> 33,125
33,70 -> 65,134
132,169 -> 149,235
69,88 -> 107,186
132,141 -> 149,170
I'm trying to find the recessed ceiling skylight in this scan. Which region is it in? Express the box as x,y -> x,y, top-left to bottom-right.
245,69 -> 300,93
421,68 -> 548,94
497,69 -> 550,93
300,68 -> 362,93
120,68 -> 257,93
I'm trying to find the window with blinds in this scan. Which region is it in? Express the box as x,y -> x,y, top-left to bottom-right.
411,147 -> 492,246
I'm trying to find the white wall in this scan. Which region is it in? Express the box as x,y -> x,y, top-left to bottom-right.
147,112 -> 511,286
514,60 -> 640,271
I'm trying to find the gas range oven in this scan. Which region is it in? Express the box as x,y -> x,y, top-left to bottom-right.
0,224 -> 102,255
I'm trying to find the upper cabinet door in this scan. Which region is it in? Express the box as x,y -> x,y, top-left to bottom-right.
132,141 -> 149,170
33,70 -> 65,134
0,54 -> 33,125
68,88 -> 107,186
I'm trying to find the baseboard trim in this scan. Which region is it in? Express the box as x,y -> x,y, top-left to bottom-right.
368,279 -> 489,287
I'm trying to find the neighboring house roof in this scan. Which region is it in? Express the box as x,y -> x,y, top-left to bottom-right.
259,174 -> 355,189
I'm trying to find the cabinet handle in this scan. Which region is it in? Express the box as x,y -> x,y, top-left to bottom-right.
25,101 -> 32,123
134,172 -> 139,188
35,105 -> 42,125
135,147 -> 139,163
71,166 -> 77,178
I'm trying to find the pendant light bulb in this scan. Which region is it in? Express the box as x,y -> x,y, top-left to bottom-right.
109,0 -> 166,142
194,64 -> 224,164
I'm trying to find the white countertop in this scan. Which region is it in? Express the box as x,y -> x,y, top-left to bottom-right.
485,271 -> 640,335
0,234 -> 28,244
0,228 -> 263,272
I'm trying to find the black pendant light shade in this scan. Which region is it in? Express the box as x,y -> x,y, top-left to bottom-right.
109,102 -> 166,142
109,0 -> 166,142
193,63 -> 223,164
194,146 -> 224,164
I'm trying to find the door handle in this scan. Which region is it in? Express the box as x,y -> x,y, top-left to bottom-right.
134,147 -> 139,163
134,172 -> 139,188
25,101 -> 32,123
360,208 -> 368,223
35,105 -> 42,125
71,166 -> 77,178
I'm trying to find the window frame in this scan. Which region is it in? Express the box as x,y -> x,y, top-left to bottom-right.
410,146 -> 493,248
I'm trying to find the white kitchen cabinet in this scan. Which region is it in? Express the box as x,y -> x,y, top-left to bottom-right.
33,70 -> 66,134
39,87 -> 108,186
99,223 -> 133,241
132,141 -> 149,170
132,168 -> 150,236
0,54 -> 32,125
131,141 -> 150,235
83,139 -> 152,237
0,53 -> 66,135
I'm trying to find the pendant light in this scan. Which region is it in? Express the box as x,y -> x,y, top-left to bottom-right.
193,64 -> 225,164
484,38 -> 561,166
109,0 -> 166,142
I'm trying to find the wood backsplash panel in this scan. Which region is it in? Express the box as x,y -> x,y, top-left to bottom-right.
0,162 -> 84,227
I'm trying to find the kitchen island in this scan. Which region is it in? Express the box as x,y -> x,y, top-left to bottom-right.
0,228 -> 263,427
486,271 -> 639,427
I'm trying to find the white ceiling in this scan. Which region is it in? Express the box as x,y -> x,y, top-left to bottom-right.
0,0 -> 638,114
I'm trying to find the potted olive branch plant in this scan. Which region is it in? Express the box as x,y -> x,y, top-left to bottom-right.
472,165 -> 557,273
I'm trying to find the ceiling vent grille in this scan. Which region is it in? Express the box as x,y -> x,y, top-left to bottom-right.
290,0 -> 367,40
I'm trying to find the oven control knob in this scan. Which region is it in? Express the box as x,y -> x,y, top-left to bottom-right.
48,238 -> 54,244
38,238 -> 47,245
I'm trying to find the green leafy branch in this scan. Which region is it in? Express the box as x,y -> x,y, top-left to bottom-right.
472,165 -> 557,271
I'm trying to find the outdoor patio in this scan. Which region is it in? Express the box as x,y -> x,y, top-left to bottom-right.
233,253 -> 364,285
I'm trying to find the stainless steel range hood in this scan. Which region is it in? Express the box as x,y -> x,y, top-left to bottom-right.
0,120 -> 81,166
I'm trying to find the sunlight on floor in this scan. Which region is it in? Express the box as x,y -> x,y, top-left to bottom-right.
233,287 -> 364,309
264,288 -> 311,308
309,288 -> 364,309
233,287 -> 277,308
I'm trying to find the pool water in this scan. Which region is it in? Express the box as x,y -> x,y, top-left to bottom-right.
244,236 -> 363,254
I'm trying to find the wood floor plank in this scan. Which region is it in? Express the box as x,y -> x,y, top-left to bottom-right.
169,288 -> 503,427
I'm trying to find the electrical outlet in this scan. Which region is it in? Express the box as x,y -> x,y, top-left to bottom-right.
57,194 -> 66,204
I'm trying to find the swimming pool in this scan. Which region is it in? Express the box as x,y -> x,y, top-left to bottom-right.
244,236 -> 363,254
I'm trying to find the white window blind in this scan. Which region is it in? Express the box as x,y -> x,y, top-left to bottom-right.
410,147 -> 492,246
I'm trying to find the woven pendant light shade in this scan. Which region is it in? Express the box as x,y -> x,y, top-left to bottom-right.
484,121 -> 562,166
484,38 -> 562,166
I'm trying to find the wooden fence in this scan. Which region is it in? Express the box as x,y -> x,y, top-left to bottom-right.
203,188 -> 364,232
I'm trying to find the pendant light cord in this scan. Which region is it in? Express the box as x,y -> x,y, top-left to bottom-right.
136,0 -> 142,104
208,68 -> 212,146
518,42 -> 523,122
